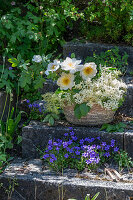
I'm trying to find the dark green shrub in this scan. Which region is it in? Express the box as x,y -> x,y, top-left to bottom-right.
79,0 -> 133,45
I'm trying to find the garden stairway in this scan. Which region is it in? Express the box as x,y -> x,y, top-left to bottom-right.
0,42 -> 133,200
0,122 -> 133,200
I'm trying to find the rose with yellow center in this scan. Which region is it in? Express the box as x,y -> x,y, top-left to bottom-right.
61,57 -> 82,74
45,60 -> 60,75
57,72 -> 74,90
80,62 -> 97,80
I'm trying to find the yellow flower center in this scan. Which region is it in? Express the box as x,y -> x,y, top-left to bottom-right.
51,65 -> 56,70
62,77 -> 70,86
83,66 -> 93,75
68,63 -> 74,67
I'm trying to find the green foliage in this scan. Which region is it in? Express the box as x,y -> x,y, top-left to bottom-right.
69,192 -> 100,200
74,103 -> 90,119
0,177 -> 18,199
80,0 -> 133,45
114,151 -> 133,170
0,0 -> 82,59
85,47 -> 128,73
0,107 -> 22,172
43,113 -> 60,126
100,122 -> 127,133
0,54 -> 49,99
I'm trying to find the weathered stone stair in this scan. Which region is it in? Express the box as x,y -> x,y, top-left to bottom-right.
0,122 -> 133,200
0,158 -> 133,200
0,42 -> 133,200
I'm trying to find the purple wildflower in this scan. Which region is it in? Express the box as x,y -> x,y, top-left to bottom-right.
39,108 -> 42,113
75,151 -> 80,155
64,154 -> 69,158
53,142 -> 58,146
104,152 -> 110,157
96,145 -> 101,149
64,133 -> 68,137
68,140 -> 73,145
79,139 -> 84,145
28,104 -> 32,108
49,158 -> 54,163
114,147 -> 119,152
111,139 -> 115,147
26,99 -> 30,103
90,138 -> 95,142
69,52 -> 71,57
82,152 -> 88,158
63,142 -> 68,148
70,131 -> 75,136
101,142 -> 106,147
48,145 -> 53,150
50,154 -> 57,161
48,140 -> 52,145
43,154 -> 49,159
105,145 -> 110,151
56,147 -> 60,151
71,136 -> 77,141
97,136 -> 101,140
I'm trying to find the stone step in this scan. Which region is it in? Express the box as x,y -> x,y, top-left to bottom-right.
0,158 -> 133,200
118,76 -> 133,117
22,122 -> 133,159
63,41 -> 133,75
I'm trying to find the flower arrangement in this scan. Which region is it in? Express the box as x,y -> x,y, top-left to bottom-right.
42,127 -> 120,172
43,55 -> 127,123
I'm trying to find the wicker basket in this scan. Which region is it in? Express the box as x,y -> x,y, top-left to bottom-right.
63,104 -> 115,125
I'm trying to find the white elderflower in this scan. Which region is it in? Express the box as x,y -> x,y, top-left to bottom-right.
32,55 -> 42,63
57,72 -> 74,90
45,60 -> 60,75
61,57 -> 82,74
80,62 -> 97,80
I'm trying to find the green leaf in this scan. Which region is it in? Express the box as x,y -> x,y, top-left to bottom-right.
100,123 -> 108,131
49,116 -> 54,126
34,77 -> 45,89
51,114 -> 59,120
14,112 -> 21,128
79,103 -> 90,117
71,53 -> 75,58
74,104 -> 81,119
17,136 -> 22,144
43,114 -> 51,122
7,119 -> 15,136
0,154 -> 7,162
8,58 -> 19,67
91,192 -> 100,200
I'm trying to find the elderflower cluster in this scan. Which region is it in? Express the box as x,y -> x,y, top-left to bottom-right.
73,69 -> 127,110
